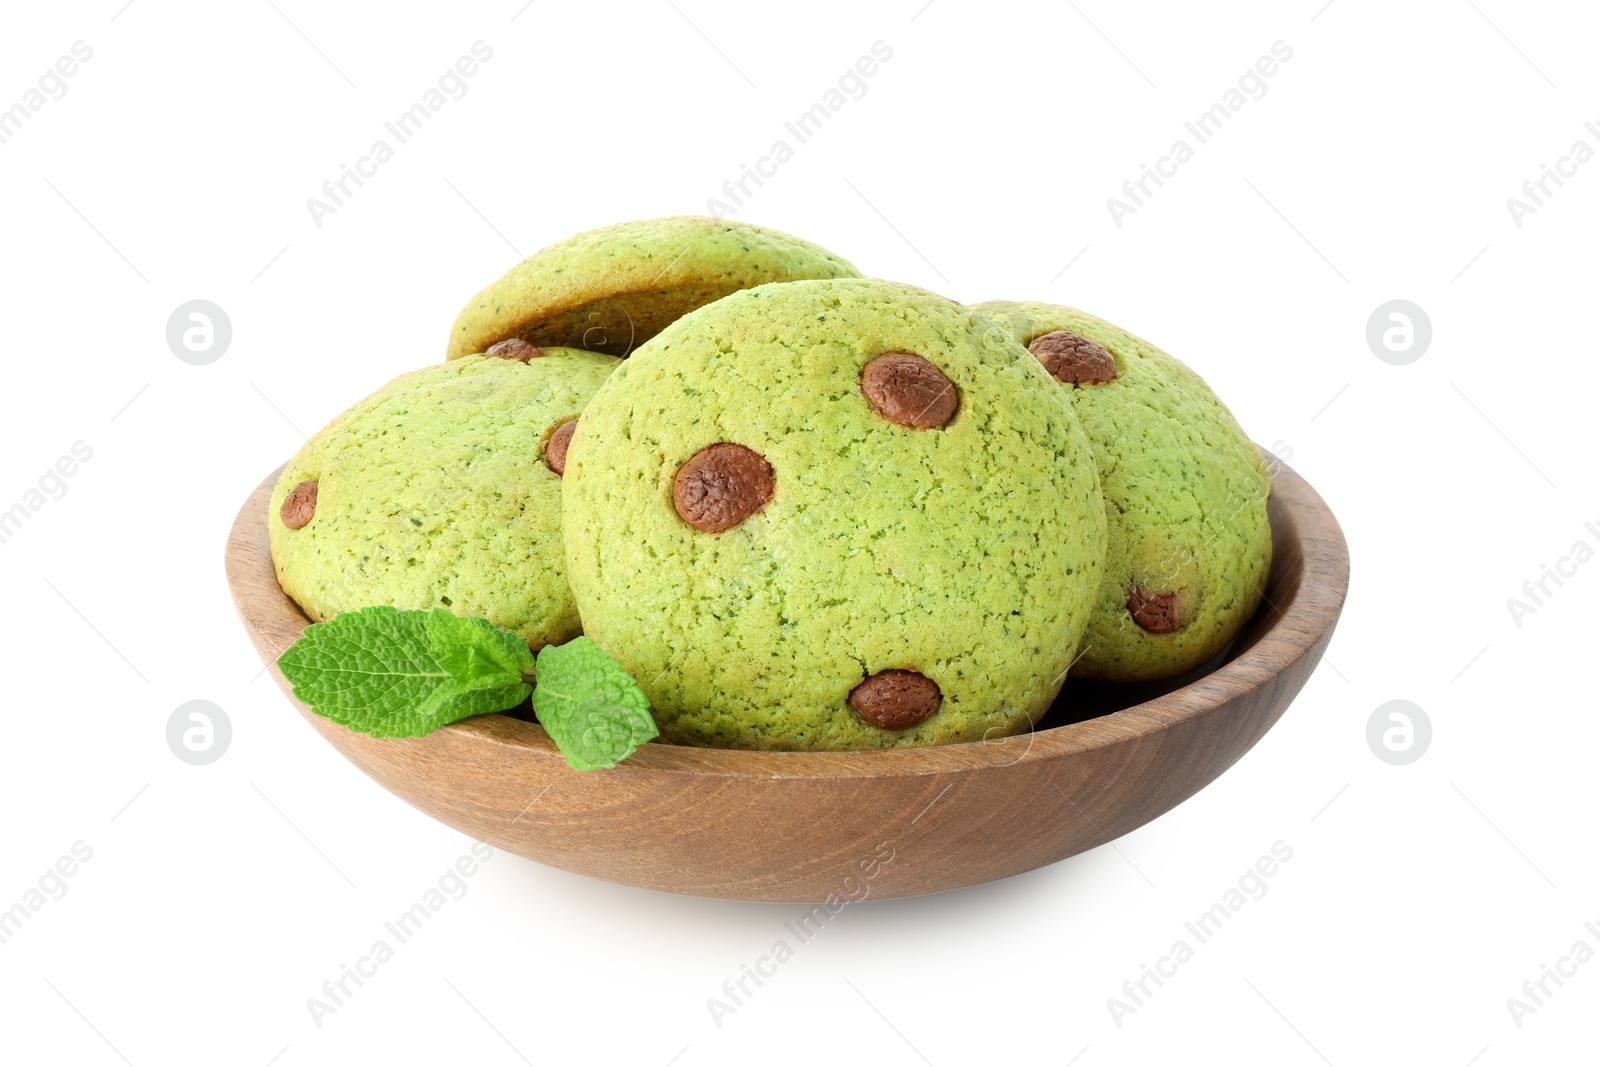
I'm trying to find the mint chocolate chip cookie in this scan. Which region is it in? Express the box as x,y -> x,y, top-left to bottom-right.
268,349 -> 619,649
562,279 -> 1107,751
971,300 -> 1273,681
445,216 -> 862,360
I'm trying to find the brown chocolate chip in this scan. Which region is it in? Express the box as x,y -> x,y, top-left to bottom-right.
1126,586 -> 1189,633
485,338 -> 543,362
544,419 -> 577,477
280,479 -> 318,529
1028,331 -> 1119,385
849,670 -> 942,730
673,443 -> 774,533
860,353 -> 958,429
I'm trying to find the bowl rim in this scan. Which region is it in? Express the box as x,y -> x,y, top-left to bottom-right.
228,448 -> 1348,783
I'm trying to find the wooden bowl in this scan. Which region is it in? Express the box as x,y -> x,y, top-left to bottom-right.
227,452 -> 1347,902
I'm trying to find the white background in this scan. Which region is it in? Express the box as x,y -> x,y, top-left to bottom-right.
0,1 -> 1595,1063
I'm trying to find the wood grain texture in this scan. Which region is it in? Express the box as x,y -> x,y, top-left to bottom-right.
226,451 -> 1349,902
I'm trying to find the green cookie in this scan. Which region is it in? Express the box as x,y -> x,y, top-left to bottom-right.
970,300 -> 1272,681
563,279 -> 1107,751
268,350 -> 619,649
445,215 -> 862,360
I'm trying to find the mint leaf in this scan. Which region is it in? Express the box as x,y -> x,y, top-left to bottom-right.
276,608 -> 657,769
277,606 -> 531,738
424,608 -> 534,689
532,637 -> 657,770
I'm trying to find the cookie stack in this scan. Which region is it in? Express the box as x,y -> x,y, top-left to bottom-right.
268,216 -> 1271,752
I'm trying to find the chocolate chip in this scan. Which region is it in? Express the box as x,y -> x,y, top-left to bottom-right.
673,443 -> 774,533
485,338 -> 543,362
1126,586 -> 1188,633
849,670 -> 942,730
1028,331 -> 1118,385
860,353 -> 958,429
280,479 -> 318,529
544,419 -> 577,477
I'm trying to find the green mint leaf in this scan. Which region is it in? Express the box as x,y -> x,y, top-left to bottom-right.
424,608 -> 534,689
277,606 -> 531,738
532,636 -> 657,770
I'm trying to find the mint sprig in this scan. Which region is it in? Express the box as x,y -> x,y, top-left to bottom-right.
276,607 -> 656,770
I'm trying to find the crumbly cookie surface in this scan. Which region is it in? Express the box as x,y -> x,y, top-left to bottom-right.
972,300 -> 1273,681
269,350 -> 619,649
445,216 -> 861,360
564,279 -> 1107,750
